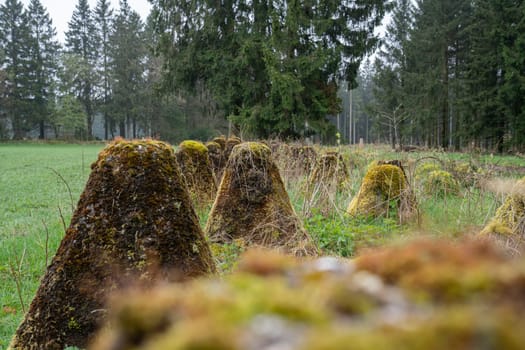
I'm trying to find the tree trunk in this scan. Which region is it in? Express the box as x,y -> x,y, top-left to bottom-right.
39,120 -> 45,139
119,121 -> 126,138
441,46 -> 449,149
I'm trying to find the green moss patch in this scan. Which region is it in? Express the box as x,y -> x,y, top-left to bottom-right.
347,161 -> 417,222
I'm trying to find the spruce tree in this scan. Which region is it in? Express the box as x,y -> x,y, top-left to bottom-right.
27,0 -> 60,139
372,0 -> 414,148
0,0 -> 31,139
109,0 -> 147,138
94,0 -> 113,139
65,0 -> 97,139
150,0 -> 390,139
501,1 -> 525,149
463,0 -> 521,151
405,0 -> 471,148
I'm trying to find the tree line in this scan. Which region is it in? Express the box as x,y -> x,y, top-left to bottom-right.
361,0 -> 525,152
8,0 -> 518,151
0,0 -> 226,141
0,0 -> 390,142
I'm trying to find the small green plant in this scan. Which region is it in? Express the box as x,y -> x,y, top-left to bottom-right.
305,212 -> 404,257
210,240 -> 245,273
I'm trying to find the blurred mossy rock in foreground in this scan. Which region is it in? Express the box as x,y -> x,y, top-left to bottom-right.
205,142 -> 318,256
347,160 -> 417,223
480,177 -> 525,256
305,151 -> 351,216
176,140 -> 218,209
90,239 -> 525,350
9,139 -> 216,350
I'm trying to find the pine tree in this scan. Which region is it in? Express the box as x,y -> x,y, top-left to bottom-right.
501,1 -> 525,149
65,0 -> 98,139
0,0 -> 31,139
462,0 -> 521,152
371,0 -> 414,148
150,0 -> 390,139
27,0 -> 60,139
109,0 -> 147,138
94,0 -> 113,139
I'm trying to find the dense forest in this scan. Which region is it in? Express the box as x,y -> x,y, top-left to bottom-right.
1,0 -> 524,152
356,0 -> 525,152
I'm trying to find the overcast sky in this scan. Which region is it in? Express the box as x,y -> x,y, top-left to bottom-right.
14,0 -> 152,43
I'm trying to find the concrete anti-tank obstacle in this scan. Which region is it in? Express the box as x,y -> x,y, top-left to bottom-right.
205,142 -> 317,256
176,140 -> 218,209
347,160 -> 417,222
304,151 -> 350,216
9,139 -> 216,350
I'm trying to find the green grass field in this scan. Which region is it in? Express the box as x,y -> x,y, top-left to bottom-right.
0,143 -> 103,348
1,142 -> 524,348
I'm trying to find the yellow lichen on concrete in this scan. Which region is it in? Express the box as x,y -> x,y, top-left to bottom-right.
205,142 -> 317,256
179,139 -> 208,155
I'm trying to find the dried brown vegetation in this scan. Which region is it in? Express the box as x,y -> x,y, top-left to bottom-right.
304,151 -> 350,216
205,141 -> 225,184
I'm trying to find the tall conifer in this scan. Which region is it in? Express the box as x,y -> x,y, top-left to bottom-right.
27,0 -> 60,139
65,0 -> 97,139
0,0 -> 31,139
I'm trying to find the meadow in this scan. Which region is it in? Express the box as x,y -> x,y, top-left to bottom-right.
1,141 -> 525,348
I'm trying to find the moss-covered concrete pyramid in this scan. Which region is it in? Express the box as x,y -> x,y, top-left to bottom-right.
347,161 -> 416,222
205,142 -> 317,256
205,141 -> 225,184
176,140 -> 218,209
9,139 -> 215,350
305,151 -> 350,215
480,177 -> 525,255
481,177 -> 525,236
